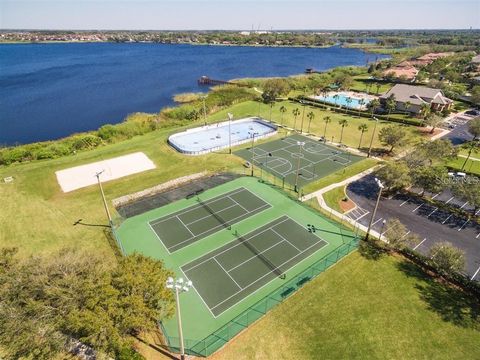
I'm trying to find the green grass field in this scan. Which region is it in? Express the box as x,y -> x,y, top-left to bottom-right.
323,186 -> 348,213
115,177 -> 358,355
209,251 -> 480,360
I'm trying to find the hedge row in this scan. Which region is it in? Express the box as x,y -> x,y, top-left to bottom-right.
291,96 -> 423,126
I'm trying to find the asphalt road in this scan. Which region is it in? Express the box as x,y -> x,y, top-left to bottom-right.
346,175 -> 480,281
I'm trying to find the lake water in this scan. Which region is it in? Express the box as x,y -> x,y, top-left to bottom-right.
0,43 -> 388,145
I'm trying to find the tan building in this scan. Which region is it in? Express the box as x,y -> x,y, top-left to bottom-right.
380,84 -> 453,114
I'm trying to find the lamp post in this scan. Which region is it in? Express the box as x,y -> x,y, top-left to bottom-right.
166,277 -> 193,360
365,177 -> 384,241
227,112 -> 233,154
249,131 -> 259,176
300,100 -> 306,134
367,117 -> 379,158
94,170 -> 112,227
294,141 -> 305,192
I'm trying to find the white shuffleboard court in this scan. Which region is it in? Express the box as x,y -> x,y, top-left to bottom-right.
55,152 -> 156,192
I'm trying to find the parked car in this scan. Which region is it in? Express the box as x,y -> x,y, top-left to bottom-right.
465,109 -> 480,116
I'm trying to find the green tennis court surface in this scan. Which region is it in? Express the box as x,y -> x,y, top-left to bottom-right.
115,177 -> 358,356
149,187 -> 270,253
235,133 -> 363,188
182,215 -> 327,316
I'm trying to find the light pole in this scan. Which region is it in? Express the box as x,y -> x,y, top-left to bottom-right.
95,170 -> 112,227
227,112 -> 233,154
367,117 -> 379,158
294,141 -> 305,192
249,131 -> 259,176
365,177 -> 384,241
300,100 -> 306,133
166,277 -> 193,360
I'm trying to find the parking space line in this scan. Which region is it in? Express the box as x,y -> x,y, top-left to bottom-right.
477,232 -> 480,239
413,238 -> 427,250
356,211 -> 370,221
471,266 -> 480,281
412,203 -> 424,212
475,208 -> 480,216
442,214 -> 453,224
445,196 -> 455,204
427,207 -> 438,217
458,219 -> 469,231
431,193 -> 440,199
399,199 -> 410,207
371,217 -> 383,227
459,201 -> 469,210
401,230 -> 411,239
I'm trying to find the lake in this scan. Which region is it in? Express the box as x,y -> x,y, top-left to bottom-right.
0,43 -> 388,145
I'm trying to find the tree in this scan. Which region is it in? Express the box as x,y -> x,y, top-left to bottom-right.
292,108 -> 300,131
421,103 -> 431,119
406,139 -> 457,168
0,249 -> 175,360
470,85 -> 480,106
429,242 -> 466,274
368,98 -> 380,118
338,119 -> 349,144
279,105 -> 287,125
385,95 -> 397,120
323,116 -> 331,139
376,161 -> 411,191
461,140 -> 480,170
467,117 -> 480,140
411,166 -> 447,196
424,113 -> 443,134
378,125 -> 408,153
383,218 -> 417,249
358,123 -> 368,148
451,176 -> 480,215
261,78 -> 291,102
345,97 -> 353,109
306,111 -> 315,133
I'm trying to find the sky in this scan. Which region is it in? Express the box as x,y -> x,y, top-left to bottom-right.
1,0 -> 479,30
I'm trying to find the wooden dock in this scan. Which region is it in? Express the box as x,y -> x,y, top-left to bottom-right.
197,76 -> 248,87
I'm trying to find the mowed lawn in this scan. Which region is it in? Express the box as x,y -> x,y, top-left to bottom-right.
208,251 -> 480,360
209,100 -> 424,153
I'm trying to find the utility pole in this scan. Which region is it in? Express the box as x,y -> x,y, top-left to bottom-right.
365,177 -> 384,241
227,113 -> 233,154
294,141 -> 305,192
95,170 -> 112,227
249,131 -> 258,176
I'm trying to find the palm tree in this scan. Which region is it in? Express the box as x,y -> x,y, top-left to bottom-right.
323,116 -> 331,139
358,123 -> 368,149
421,103 -> 431,121
368,98 -> 380,118
404,101 -> 412,114
338,119 -> 349,144
345,97 -> 353,109
386,95 -> 397,120
269,101 -> 275,122
292,108 -> 300,131
306,111 -> 315,133
333,94 -> 340,107
375,83 -> 381,95
279,105 -> 287,125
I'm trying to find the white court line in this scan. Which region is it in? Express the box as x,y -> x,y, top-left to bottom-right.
445,196 -> 455,204
176,215 -> 196,237
413,238 -> 427,250
371,218 -> 383,227
226,239 -> 287,273
458,219 -> 469,231
214,258 -> 243,290
442,214 -> 453,224
271,228 -> 302,252
228,195 -> 249,213
412,203 -> 424,212
185,203 -> 238,226
471,265 -> 480,281
182,217 -> 291,273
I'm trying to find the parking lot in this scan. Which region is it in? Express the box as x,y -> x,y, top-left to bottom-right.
442,112 -> 477,145
346,175 -> 480,281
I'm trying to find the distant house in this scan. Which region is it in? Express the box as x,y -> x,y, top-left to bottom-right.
383,65 -> 419,81
417,52 -> 454,62
379,84 -> 453,114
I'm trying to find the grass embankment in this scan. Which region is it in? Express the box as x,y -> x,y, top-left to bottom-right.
323,186 -> 348,213
447,157 -> 480,176
208,251 -> 480,360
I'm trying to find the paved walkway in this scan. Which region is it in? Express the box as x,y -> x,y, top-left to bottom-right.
459,154 -> 480,162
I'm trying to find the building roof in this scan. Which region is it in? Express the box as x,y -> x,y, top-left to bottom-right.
471,55 -> 480,63
383,66 -> 418,80
417,52 -> 454,61
380,84 -> 453,106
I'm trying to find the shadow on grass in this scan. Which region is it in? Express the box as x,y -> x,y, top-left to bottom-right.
397,260 -> 480,330
358,240 -> 386,261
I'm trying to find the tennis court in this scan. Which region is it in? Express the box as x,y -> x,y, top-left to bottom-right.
150,187 -> 270,253
182,215 -> 328,316
235,134 -> 363,188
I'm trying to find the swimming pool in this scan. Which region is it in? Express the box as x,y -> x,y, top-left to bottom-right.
168,117 -> 277,155
311,92 -> 372,110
